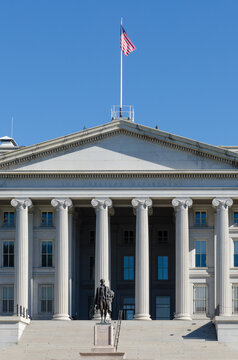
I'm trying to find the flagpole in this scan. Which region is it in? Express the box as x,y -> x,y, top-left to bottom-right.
120,17 -> 123,118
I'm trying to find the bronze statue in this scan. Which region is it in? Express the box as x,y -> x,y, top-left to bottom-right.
94,279 -> 114,323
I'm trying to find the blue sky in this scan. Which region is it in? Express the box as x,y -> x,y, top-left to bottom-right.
0,0 -> 238,146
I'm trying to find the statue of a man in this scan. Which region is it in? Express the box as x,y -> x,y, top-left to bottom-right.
94,279 -> 114,323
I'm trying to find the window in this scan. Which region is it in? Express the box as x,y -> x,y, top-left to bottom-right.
89,230 -> 95,245
123,298 -> 135,320
41,212 -> 53,227
3,212 -> 15,227
40,285 -> 53,314
195,211 -> 207,226
2,286 -> 14,314
41,241 -> 53,267
234,212 -> 238,225
193,285 -> 207,314
158,256 -> 168,280
232,285 -> 238,314
195,240 -> 207,267
156,296 -> 170,319
3,241 -> 14,267
123,256 -> 134,280
89,256 -> 95,281
158,230 -> 168,244
124,230 -> 134,244
234,241 -> 238,267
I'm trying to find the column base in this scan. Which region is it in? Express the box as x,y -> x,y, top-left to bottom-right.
174,313 -> 192,321
134,313 -> 151,320
53,314 -> 71,321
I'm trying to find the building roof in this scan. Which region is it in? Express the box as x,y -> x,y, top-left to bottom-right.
0,119 -> 238,170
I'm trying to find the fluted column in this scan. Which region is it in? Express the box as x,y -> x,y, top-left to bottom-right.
91,198 -> 112,291
132,198 -> 152,320
212,198 -> 233,316
172,198 -> 192,320
51,198 -> 72,320
11,198 -> 32,315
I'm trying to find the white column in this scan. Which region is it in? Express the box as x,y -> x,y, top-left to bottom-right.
108,207 -> 115,287
68,208 -> 73,318
28,210 -> 34,318
11,198 -> 32,316
51,198 -> 72,320
212,198 -> 233,316
172,198 -> 192,320
91,198 -> 112,290
132,198 -> 152,321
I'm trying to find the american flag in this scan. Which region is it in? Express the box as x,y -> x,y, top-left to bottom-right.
120,26 -> 136,56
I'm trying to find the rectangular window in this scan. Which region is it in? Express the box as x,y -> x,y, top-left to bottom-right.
195,240 -> 207,267
234,241 -> 238,267
124,230 -> 134,244
233,285 -> 238,314
123,256 -> 134,280
41,212 -> 53,227
3,212 -> 15,227
40,285 -> 53,314
158,230 -> 168,244
123,297 -> 135,320
156,296 -> 170,320
158,256 -> 168,280
195,211 -> 207,226
2,286 -> 14,314
89,256 -> 95,281
41,241 -> 53,267
234,212 -> 238,225
3,241 -> 14,267
194,285 -> 207,314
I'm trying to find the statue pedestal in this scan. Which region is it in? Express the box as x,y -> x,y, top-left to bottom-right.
80,324 -> 125,360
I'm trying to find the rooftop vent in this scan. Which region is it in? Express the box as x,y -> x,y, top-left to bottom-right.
111,105 -> 134,122
0,136 -> 18,153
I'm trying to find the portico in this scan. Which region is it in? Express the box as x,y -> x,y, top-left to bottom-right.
0,119 -> 238,324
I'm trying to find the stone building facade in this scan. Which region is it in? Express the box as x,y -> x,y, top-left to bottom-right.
0,119 -> 238,321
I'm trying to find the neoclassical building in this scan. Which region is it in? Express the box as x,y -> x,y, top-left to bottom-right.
0,119 -> 238,322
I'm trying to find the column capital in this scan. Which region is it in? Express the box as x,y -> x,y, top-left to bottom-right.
51,198 -> 73,209
132,198 -> 152,209
91,198 -> 112,210
172,198 -> 193,209
11,198 -> 32,209
212,198 -> 233,209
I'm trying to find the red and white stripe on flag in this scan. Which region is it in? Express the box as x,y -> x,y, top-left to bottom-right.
120,26 -> 136,56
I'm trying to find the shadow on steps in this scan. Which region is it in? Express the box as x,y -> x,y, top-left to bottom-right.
182,322 -> 217,341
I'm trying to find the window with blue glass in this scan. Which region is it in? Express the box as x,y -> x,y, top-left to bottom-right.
41,241 -> 53,267
3,212 -> 15,227
156,296 -> 170,319
123,256 -> 134,280
41,212 -> 53,227
158,256 -> 168,280
195,240 -> 207,267
195,211 -> 207,226
234,241 -> 238,267
123,297 -> 135,320
3,241 -> 14,267
234,212 -> 238,225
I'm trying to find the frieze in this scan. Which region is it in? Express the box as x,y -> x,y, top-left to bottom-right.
0,170 -> 238,180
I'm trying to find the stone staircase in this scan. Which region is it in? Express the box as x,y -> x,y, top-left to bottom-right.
0,320 -> 238,360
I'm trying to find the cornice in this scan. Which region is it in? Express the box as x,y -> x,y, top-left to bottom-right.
0,170 -> 238,179
0,120 -> 238,169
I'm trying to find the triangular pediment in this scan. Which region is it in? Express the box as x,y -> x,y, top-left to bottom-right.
0,120 -> 237,172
